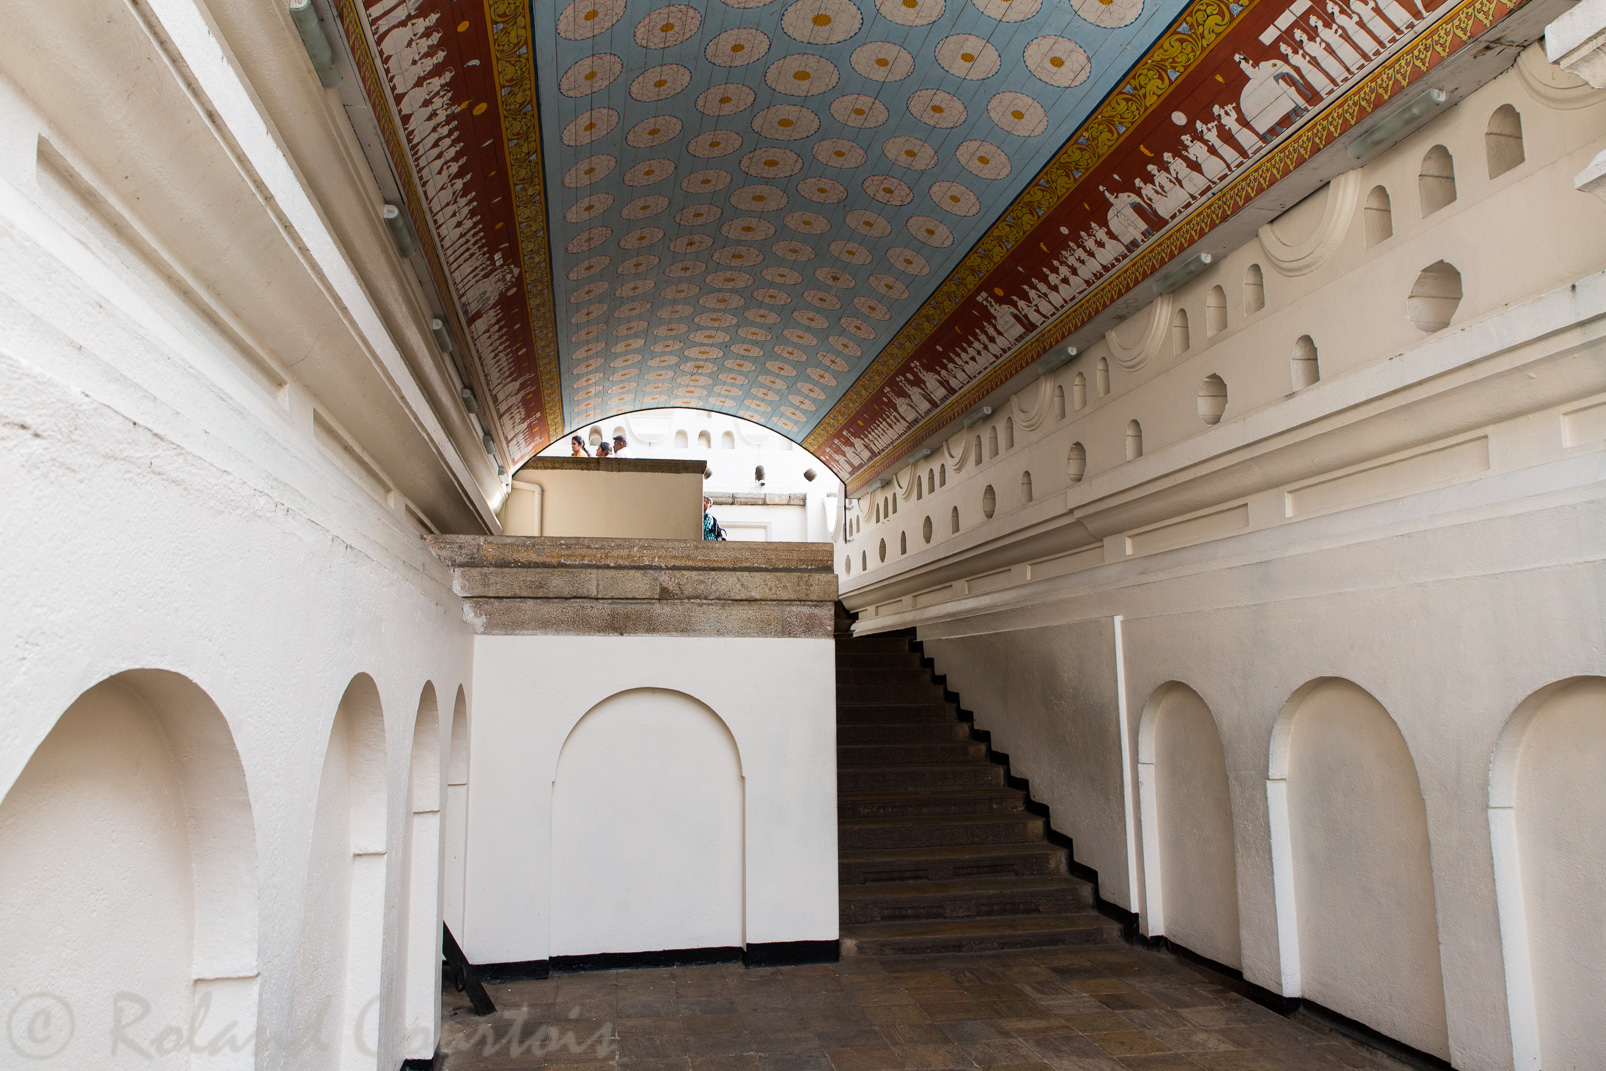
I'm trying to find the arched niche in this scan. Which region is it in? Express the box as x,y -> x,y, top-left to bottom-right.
550,688 -> 745,956
1489,677 -> 1606,1071
1137,683 -> 1242,968
293,673 -> 389,1070
0,670 -> 258,1063
442,687 -> 469,937
1268,679 -> 1449,1059
402,683 -> 442,1061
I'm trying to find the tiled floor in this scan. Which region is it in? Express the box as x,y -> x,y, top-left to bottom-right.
439,946 -> 1410,1071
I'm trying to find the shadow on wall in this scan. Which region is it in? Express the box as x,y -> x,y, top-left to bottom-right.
1137,682 -> 1241,971
1490,676 -> 1606,1071
1268,678 -> 1449,1061
550,688 -> 745,958
0,671 -> 258,1066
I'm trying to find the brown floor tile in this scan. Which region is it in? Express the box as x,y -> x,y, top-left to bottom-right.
891,1043 -> 977,1068
618,1035 -> 694,1061
1145,1030 -> 1233,1054
745,1012 -> 810,1034
924,1004 -> 998,1023
825,1046 -> 905,1071
812,1026 -> 892,1050
880,1023 -> 952,1046
979,1062 -> 1057,1071
1114,1011 -> 1190,1031
1114,1056 -> 1201,1070
864,1006 -> 936,1026
683,1015 -> 746,1035
688,1033 -> 756,1058
619,1059 -> 693,1071
1059,1012 -> 1132,1034
999,1018 -> 1078,1039
694,1055 -> 763,1071
1181,1054 -> 1282,1071
759,1054 -> 836,1071
1023,1035 -> 1110,1062
1083,1032 -> 1172,1057
752,1034 -> 823,1055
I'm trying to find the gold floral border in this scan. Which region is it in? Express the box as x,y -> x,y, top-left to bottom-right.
805,0 -> 1249,454
485,0 -> 564,444
827,0 -> 1524,488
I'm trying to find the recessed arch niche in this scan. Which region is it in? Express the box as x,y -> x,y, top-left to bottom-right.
0,670 -> 258,1066
442,686 -> 470,936
1269,679 -> 1449,1060
1489,676 -> 1606,1071
294,673 -> 389,1070
550,688 -> 744,956
1137,682 -> 1241,968
403,683 -> 443,1061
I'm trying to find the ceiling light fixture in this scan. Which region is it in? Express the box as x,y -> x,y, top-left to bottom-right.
382,204 -> 416,259
961,405 -> 993,428
1036,346 -> 1077,376
1152,253 -> 1212,295
1348,89 -> 1448,159
288,0 -> 343,88
431,317 -> 455,354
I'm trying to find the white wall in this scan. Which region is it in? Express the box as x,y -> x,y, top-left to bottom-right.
0,10 -> 479,1063
465,636 -> 839,964
842,50 -> 1606,1071
551,689 -> 746,956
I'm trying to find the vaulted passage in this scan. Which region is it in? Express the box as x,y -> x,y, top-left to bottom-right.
835,622 -> 1117,955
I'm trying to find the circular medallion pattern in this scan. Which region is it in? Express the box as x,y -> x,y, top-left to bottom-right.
829,239 -> 873,264
906,88 -> 966,129
618,226 -> 665,249
681,168 -> 733,193
669,234 -> 715,254
558,0 -> 628,39
629,64 -> 692,101
664,260 -> 706,277
625,116 -> 683,148
765,54 -> 840,96
570,281 -> 610,303
812,139 -> 866,168
816,267 -> 855,288
882,135 -> 938,170
696,84 -> 759,116
862,174 -> 914,205
988,91 -> 1048,136
741,148 -> 805,179
562,108 -> 620,146
563,155 -> 616,188
722,217 -> 777,240
886,246 -> 931,274
621,195 -> 670,219
762,265 -> 805,285
674,204 -> 722,227
567,225 -> 612,253
830,94 -> 889,128
616,279 -> 657,297
752,104 -> 820,140
928,179 -> 980,214
1070,0 -> 1142,27
905,214 -> 954,246
851,42 -> 914,81
1024,35 -> 1091,86
772,240 -> 817,261
731,184 -> 787,212
565,192 -> 614,224
853,295 -> 894,319
803,289 -> 842,310
623,159 -> 676,186
706,28 -> 771,66
662,282 -> 701,298
570,255 -> 610,279
781,0 -> 864,43
713,245 -> 764,266
875,0 -> 944,25
971,0 -> 1041,21
868,273 -> 910,298
956,139 -> 1010,179
936,35 -> 1001,79
708,270 -> 755,288
687,131 -> 743,158
634,5 -> 701,48
844,209 -> 892,237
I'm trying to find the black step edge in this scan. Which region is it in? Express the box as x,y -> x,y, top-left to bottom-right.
899,633 -> 1140,942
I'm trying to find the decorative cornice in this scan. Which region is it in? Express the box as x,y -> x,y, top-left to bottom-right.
828,0 -> 1528,493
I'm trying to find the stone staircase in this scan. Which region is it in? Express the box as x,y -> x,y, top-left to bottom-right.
836,625 -> 1122,956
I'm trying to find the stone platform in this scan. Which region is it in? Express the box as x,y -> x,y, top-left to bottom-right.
426,536 -> 838,637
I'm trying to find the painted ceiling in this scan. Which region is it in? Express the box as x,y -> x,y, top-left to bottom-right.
334,0 -> 1524,489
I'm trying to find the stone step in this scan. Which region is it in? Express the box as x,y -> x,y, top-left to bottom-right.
836,703 -> 957,725
834,637 -> 912,655
837,788 -> 1026,820
838,876 -> 1095,925
838,812 -> 1043,852
833,649 -> 920,667
838,763 -> 1005,792
837,742 -> 987,767
839,841 -> 1067,885
837,721 -> 971,745
836,667 -> 932,685
838,683 -> 947,704
840,913 -> 1121,957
